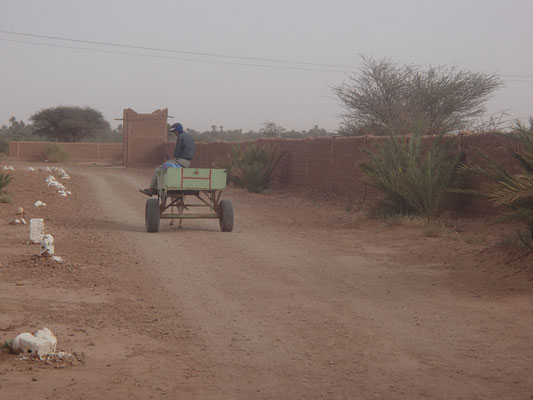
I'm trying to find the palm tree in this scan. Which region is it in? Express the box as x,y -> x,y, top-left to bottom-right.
459,118 -> 533,245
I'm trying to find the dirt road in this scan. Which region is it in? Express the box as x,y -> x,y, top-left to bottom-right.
1,164 -> 532,399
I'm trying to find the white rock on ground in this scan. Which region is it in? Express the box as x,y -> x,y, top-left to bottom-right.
45,175 -> 71,196
34,328 -> 57,350
40,234 -> 55,256
29,218 -> 45,243
33,200 -> 46,207
58,168 -> 70,179
28,167 -> 35,171
2,165 -> 15,171
13,328 -> 57,358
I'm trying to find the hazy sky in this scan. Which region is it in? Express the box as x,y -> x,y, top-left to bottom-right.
1,0 -> 532,132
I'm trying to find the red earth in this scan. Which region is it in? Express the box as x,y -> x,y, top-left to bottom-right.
1,161 -> 532,400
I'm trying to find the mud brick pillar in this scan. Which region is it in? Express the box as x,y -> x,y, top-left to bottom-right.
123,108 -> 168,167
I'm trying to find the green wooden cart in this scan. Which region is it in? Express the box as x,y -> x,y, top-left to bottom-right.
144,168 -> 234,233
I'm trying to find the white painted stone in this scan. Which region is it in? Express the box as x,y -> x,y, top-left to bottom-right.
13,332 -> 55,358
51,256 -> 63,263
40,234 -> 55,256
59,169 -> 70,179
30,218 -> 44,243
28,167 -> 35,171
45,175 -> 70,196
12,333 -> 32,352
33,200 -> 46,207
35,328 -> 57,351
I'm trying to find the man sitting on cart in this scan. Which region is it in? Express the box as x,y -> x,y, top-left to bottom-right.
139,122 -> 196,197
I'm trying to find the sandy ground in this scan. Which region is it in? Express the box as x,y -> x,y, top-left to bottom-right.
0,162 -> 532,400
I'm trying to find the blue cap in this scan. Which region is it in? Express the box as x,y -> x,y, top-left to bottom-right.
169,122 -> 184,134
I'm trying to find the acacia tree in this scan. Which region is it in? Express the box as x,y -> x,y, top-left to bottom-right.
334,56 -> 503,136
260,121 -> 287,138
30,106 -> 111,142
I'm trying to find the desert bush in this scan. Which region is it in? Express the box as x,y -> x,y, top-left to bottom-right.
0,172 -> 11,191
2,340 -> 13,353
214,146 -> 241,184
218,143 -> 279,193
45,142 -> 69,163
459,118 -> 533,241
0,192 -> 12,204
423,223 -> 444,237
334,55 -> 502,136
360,131 -> 464,221
0,137 -> 9,154
0,172 -> 12,203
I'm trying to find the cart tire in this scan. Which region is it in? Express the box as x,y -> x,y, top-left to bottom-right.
219,199 -> 234,232
145,198 -> 160,233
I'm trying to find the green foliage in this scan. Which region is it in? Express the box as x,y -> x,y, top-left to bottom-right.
30,106 -> 111,142
184,122 -> 331,142
217,143 -> 279,193
360,132 -> 464,221
0,137 -> 9,155
0,192 -> 13,204
0,173 -> 11,192
2,340 -> 13,352
0,116 -> 37,141
45,142 -> 69,163
260,121 -> 287,138
334,55 -> 502,136
214,149 -> 237,184
0,173 -> 12,203
459,118 -> 533,238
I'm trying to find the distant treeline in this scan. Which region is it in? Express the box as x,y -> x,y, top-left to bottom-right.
180,122 -> 332,142
0,114 -> 334,155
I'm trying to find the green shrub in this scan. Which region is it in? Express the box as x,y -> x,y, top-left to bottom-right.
214,146 -> 240,184
0,172 -> 12,203
360,132 -> 464,221
0,138 -> 9,155
459,118 -> 533,240
2,340 -> 13,353
0,173 -> 11,191
217,143 -> 279,193
0,192 -> 12,204
45,142 -> 69,163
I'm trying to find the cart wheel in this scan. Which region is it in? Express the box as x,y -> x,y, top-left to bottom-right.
219,199 -> 234,232
145,198 -> 160,233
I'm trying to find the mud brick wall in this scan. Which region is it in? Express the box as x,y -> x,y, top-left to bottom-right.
9,132 -> 519,211
185,133 -> 519,209
123,108 -> 168,167
8,141 -> 122,162
164,141 -> 236,168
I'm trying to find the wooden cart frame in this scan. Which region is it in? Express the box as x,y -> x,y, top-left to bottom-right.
144,168 -> 234,233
